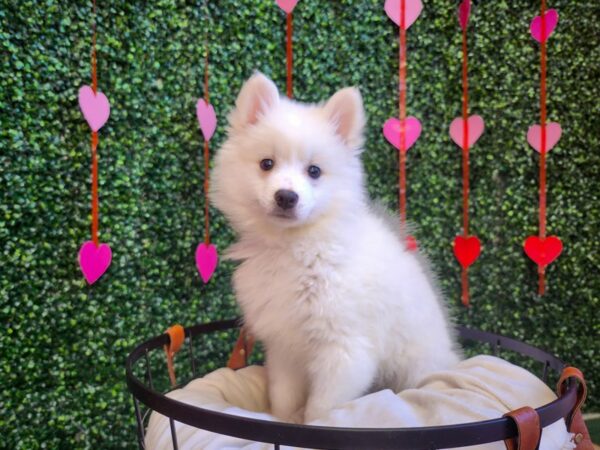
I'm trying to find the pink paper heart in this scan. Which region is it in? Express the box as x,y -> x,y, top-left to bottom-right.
276,0 -> 299,13
527,122 -> 562,153
458,0 -> 471,30
196,99 -> 217,141
78,85 -> 110,132
384,0 -> 423,30
78,241 -> 112,284
449,115 -> 485,149
383,117 -> 422,152
530,9 -> 559,43
195,243 -> 218,283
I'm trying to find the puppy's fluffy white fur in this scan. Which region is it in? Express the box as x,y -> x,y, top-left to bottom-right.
211,73 -> 461,423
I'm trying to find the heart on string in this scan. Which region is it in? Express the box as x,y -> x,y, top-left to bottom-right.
458,0 -> 471,30
530,9 -> 559,43
449,115 -> 485,150
195,243 -> 218,283
78,85 -> 110,132
276,0 -> 299,13
527,122 -> 562,153
524,236 -> 563,266
405,235 -> 418,251
453,235 -> 481,268
384,0 -> 423,30
383,117 -> 422,152
196,99 -> 217,141
78,241 -> 112,284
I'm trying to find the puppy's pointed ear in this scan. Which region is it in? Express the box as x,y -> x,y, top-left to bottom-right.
323,87 -> 366,151
229,72 -> 280,131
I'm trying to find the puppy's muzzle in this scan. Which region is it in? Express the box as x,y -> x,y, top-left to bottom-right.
275,189 -> 299,210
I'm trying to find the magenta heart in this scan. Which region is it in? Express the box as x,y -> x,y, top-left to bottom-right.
527,122 -> 562,153
78,241 -> 112,284
276,0 -> 299,13
384,0 -> 423,30
195,243 -> 218,283
530,9 -> 559,43
383,117 -> 422,152
458,0 -> 471,30
449,115 -> 485,149
196,99 -> 217,141
78,85 -> 110,132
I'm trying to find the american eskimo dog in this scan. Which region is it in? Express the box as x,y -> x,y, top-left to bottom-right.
211,73 -> 461,423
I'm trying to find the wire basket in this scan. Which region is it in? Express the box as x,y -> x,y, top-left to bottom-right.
126,319 -> 581,450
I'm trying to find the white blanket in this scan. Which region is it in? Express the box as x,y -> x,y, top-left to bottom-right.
145,355 -> 573,450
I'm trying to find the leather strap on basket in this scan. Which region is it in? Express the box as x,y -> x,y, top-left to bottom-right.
503,406 -> 541,450
227,327 -> 255,370
556,366 -> 593,450
164,324 -> 185,387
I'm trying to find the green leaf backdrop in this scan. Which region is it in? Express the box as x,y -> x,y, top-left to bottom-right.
1,0 -> 598,448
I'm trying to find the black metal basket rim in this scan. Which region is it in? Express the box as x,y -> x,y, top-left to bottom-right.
126,320 -> 579,450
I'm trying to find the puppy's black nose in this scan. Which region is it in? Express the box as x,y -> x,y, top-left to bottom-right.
275,189 -> 299,210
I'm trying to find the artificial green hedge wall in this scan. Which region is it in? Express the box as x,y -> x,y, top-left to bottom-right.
1,0 -> 598,448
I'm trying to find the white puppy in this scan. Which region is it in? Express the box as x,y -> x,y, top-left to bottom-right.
211,73 -> 461,424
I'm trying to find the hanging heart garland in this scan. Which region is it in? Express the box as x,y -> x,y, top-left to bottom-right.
79,241 -> 112,284
196,99 -> 217,141
79,86 -> 110,132
449,0 -> 483,306
527,122 -> 561,153
383,117 -> 422,151
524,1 -> 562,295
384,0 -> 423,30
524,236 -> 563,267
530,9 -> 559,43
194,3 -> 218,284
78,0 -> 112,285
457,0 -> 471,30
195,243 -> 218,284
453,236 -> 481,269
383,0 -> 423,250
276,0 -> 298,14
275,0 -> 299,97
449,115 -> 484,149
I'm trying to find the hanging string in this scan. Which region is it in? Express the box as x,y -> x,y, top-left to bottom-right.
91,0 -> 99,246
203,41 -> 210,245
398,0 -> 407,227
286,12 -> 293,98
538,0 -> 548,295
461,1 -> 470,306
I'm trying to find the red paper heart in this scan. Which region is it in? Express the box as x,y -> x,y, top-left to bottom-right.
458,0 -> 471,30
523,236 -> 563,266
405,235 -> 418,251
453,235 -> 481,268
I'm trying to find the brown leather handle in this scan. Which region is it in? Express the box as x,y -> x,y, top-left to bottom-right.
503,406 -> 541,450
227,327 -> 255,370
556,366 -> 593,449
556,366 -> 587,430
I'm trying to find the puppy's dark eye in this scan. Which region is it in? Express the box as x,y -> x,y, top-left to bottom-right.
308,165 -> 321,179
260,159 -> 274,171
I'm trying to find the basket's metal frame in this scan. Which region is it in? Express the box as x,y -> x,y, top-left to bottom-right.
126,320 -> 579,450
